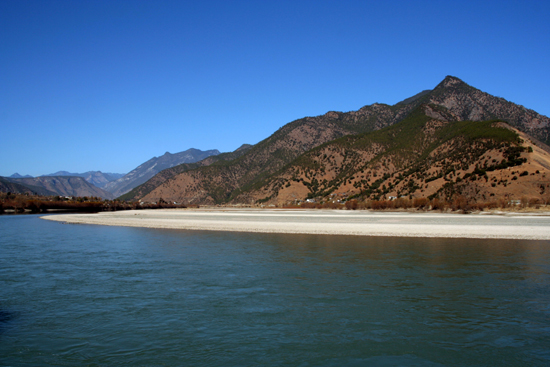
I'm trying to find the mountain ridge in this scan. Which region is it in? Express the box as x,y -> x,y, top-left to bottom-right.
9,173 -> 33,179
103,148 -> 221,197
3,176 -> 115,199
119,144 -> 253,201
245,104 -> 550,206
0,177 -> 57,196
127,76 -> 550,205
43,171 -> 124,188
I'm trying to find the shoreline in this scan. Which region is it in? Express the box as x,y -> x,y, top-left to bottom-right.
41,208 -> 550,240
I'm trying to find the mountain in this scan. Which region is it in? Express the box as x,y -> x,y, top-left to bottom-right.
125,76 -> 550,205
246,105 -> 550,205
0,177 -> 57,196
104,148 -> 221,197
9,173 -> 33,178
120,144 -> 253,201
422,77 -> 549,144
4,176 -> 115,199
44,171 -> 124,188
122,106 -> 418,203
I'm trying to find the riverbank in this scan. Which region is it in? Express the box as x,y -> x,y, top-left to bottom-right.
41,208 -> 550,240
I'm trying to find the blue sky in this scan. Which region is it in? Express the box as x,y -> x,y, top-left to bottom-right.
1,0 -> 549,176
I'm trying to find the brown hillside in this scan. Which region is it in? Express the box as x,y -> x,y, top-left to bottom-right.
133,76 -> 550,205
247,106 -> 550,206
138,104 -> 417,204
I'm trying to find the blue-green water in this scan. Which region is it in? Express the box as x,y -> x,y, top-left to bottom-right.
1,215 -> 550,366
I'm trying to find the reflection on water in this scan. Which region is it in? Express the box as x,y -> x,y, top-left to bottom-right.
0,215 -> 549,366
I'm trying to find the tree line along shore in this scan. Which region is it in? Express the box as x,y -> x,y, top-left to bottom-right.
284,195 -> 550,212
3,192 -> 549,215
0,193 -> 186,214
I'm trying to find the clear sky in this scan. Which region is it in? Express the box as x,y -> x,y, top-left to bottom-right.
1,0 -> 549,176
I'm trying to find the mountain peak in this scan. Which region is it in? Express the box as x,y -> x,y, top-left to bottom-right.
235,144 -> 252,152
10,173 -> 32,178
439,75 -> 466,88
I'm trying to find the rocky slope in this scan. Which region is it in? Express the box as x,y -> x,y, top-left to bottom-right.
424,77 -> 549,144
104,148 -> 221,197
0,177 -> 57,196
130,76 -> 550,205
247,105 -> 550,206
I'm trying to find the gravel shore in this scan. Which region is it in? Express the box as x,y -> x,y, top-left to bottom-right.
41,208 -> 550,240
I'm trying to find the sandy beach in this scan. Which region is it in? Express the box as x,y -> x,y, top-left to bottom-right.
41,208 -> 550,240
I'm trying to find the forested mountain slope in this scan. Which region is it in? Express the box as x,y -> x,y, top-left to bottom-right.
129,76 -> 550,205
246,105 -> 550,206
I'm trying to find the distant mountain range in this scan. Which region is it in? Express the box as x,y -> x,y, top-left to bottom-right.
2,176 -> 115,199
8,171 -> 124,188
42,171 -> 125,188
0,177 -> 57,196
122,76 -> 550,206
4,148 -> 222,199
9,173 -> 33,179
120,144 -> 252,201
6,76 -> 550,206
103,148 -> 221,197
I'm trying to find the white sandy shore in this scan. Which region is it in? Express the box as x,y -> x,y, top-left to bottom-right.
41,208 -> 550,240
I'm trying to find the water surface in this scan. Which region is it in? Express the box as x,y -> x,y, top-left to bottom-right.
1,215 -> 549,366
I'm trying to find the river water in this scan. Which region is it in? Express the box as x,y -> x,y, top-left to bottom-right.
1,214 -> 549,366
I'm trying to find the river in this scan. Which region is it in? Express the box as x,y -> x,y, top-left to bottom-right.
1,214 -> 549,366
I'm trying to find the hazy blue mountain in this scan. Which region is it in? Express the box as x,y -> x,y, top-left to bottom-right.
103,148 -> 221,197
9,173 -> 33,178
44,171 -> 125,188
4,176 -> 115,199
0,177 -> 56,196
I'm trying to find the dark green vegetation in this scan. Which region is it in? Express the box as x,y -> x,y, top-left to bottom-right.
123,76 -> 550,205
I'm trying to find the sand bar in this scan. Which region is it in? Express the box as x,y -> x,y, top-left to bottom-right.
41,208 -> 550,240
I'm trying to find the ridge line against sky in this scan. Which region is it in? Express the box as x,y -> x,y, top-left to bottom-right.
1,0 -> 549,176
